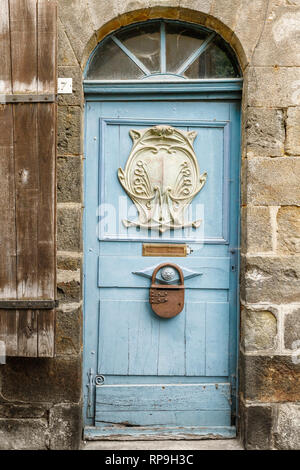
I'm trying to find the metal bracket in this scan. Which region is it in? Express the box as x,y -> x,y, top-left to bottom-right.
86,370 -> 105,419
133,264 -> 202,284
86,368 -> 94,418
0,300 -> 59,310
230,248 -> 238,272
0,94 -> 57,104
95,375 -> 105,386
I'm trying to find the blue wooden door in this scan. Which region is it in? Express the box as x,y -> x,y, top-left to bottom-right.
84,91 -> 240,439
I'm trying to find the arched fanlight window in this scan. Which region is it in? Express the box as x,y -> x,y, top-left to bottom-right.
85,20 -> 241,81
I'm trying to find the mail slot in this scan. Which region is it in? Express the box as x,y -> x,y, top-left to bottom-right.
149,263 -> 185,319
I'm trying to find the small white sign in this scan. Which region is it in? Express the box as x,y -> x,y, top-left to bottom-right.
58,77 -> 73,94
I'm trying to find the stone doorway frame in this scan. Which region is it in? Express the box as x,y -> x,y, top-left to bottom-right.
56,2 -> 300,450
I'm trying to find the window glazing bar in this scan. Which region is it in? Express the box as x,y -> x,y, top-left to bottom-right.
111,36 -> 151,76
160,22 -> 166,73
176,32 -> 216,75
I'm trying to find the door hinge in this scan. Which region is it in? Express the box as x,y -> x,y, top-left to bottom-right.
230,374 -> 237,399
86,368 -> 94,419
230,248 -> 238,272
86,369 -> 105,418
1,93 -> 56,103
0,300 -> 59,309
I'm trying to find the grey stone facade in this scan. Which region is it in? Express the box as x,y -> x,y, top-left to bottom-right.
0,0 -> 300,450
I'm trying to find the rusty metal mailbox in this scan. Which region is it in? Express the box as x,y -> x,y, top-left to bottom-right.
149,263 -> 185,319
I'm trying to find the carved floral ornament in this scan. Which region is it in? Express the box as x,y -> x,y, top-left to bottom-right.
118,125 -> 207,233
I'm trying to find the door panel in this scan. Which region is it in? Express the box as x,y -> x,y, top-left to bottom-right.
84,96 -> 240,437
95,410 -> 231,427
95,383 -> 231,428
98,300 -> 229,376
98,300 -> 160,375
99,117 -> 229,242
98,256 -> 230,288
95,383 -> 231,411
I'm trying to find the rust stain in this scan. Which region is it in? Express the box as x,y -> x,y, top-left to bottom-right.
253,358 -> 300,403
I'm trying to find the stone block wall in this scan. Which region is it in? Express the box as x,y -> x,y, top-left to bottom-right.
0,0 -> 299,450
239,0 -> 300,447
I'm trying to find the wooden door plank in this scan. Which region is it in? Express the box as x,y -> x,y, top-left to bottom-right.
157,308 -> 186,375
0,105 -> 16,299
205,302 -> 229,376
0,1 -> 57,358
0,310 -> 18,356
98,256 -> 230,289
85,425 -> 236,440
98,301 -> 130,375
98,300 -> 160,375
37,0 -> 57,94
127,301 -> 160,375
37,103 -> 56,299
0,0 -> 12,94
10,0 -> 38,94
96,410 -> 231,427
95,408 -> 231,427
17,309 -> 38,356
5,310 -> 18,355
96,383 -> 231,412
185,302 -> 206,376
38,309 -> 55,357
13,103 -> 39,299
0,310 -> 7,356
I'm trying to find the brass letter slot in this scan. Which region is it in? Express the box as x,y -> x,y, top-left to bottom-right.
142,243 -> 187,257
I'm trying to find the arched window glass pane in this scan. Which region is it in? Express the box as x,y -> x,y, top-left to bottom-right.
86,38 -> 144,80
115,23 -> 160,73
184,37 -> 240,79
85,20 -> 241,80
165,22 -> 208,73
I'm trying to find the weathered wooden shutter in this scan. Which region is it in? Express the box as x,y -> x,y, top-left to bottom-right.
0,0 -> 57,357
